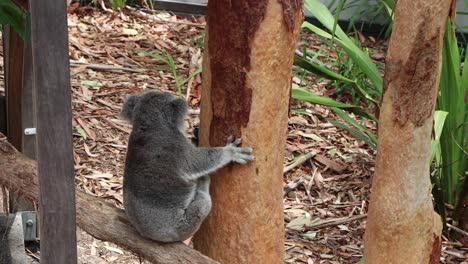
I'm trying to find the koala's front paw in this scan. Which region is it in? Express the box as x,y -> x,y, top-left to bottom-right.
225,136 -> 254,164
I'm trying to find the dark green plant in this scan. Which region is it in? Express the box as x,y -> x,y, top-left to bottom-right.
433,19 -> 468,222
293,0 -> 382,149
109,0 -> 126,10
0,0 -> 29,42
138,50 -> 202,96
296,0 -> 468,226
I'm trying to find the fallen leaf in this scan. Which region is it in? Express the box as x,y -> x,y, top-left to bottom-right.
84,142 -> 99,157
76,118 -> 96,140
314,154 -> 347,173
286,213 -> 312,231
85,172 -> 113,180
122,28 -> 138,36
81,80 -> 104,87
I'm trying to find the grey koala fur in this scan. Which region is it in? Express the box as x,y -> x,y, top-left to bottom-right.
121,91 -> 254,243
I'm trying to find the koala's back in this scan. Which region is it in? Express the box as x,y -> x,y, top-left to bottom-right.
123,122 -> 199,237
124,125 -> 195,200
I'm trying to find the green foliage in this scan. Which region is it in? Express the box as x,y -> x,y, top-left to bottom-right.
109,0 -> 126,10
293,0 -> 382,149
138,50 -> 202,96
325,0 -> 395,38
297,0 -> 467,224
304,0 -> 383,94
0,0 -> 29,42
292,85 -> 377,150
192,31 -> 206,49
433,20 -> 468,221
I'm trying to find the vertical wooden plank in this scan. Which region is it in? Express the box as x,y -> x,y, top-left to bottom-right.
3,23 -> 36,213
0,28 -> 7,135
4,27 -> 24,150
0,96 -> 5,134
29,0 -> 77,263
14,43 -> 37,213
21,41 -> 36,159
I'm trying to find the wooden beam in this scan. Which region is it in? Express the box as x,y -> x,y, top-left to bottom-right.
29,0 -> 77,262
1,28 -> 7,135
4,26 -> 24,151
0,96 -> 5,135
21,41 -> 36,159
0,138 -> 218,264
3,22 -> 36,214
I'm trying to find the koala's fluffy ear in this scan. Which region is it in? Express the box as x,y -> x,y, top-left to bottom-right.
170,97 -> 188,118
121,94 -> 141,123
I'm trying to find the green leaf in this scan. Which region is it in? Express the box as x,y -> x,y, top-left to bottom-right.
331,0 -> 346,44
436,19 -> 468,207
292,85 -> 377,122
294,55 -> 354,82
328,119 -> 376,149
181,67 -> 202,86
81,80 -> 103,87
77,127 -> 87,140
302,0 -> 383,93
0,0 -> 29,41
137,50 -> 169,64
430,111 -> 448,164
332,107 -> 377,145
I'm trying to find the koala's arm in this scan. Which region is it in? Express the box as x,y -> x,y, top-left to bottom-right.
180,137 -> 254,181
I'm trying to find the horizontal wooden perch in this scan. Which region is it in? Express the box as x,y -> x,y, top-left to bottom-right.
0,137 -> 217,264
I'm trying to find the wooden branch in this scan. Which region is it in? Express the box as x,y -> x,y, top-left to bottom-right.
283,151 -> 318,174
0,137 -> 217,264
304,214 -> 367,230
70,61 -> 146,73
446,223 -> 468,238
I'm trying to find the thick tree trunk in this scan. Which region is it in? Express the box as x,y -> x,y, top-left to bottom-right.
364,0 -> 452,263
192,1 -> 303,263
0,137 -> 217,264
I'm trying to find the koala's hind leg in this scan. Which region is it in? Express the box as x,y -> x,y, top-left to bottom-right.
176,187 -> 212,240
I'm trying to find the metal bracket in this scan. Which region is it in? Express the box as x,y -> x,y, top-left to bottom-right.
24,128 -> 36,135
20,211 -> 37,241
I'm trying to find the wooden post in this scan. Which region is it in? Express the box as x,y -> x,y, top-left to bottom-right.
193,0 -> 303,263
3,21 -> 36,212
29,0 -> 77,262
4,26 -> 24,151
363,0 -> 452,263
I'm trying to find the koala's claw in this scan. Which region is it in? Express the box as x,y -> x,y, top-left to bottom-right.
230,148 -> 254,164
233,154 -> 255,164
226,136 -> 243,147
225,136 -> 254,164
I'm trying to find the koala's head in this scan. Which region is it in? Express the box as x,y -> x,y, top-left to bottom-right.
120,91 -> 188,127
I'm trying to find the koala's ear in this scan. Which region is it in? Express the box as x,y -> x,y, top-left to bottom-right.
121,94 -> 141,123
171,97 -> 188,115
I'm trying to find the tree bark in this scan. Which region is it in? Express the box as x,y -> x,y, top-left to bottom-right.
192,1 -> 303,263
363,0 -> 452,263
0,137 -> 217,264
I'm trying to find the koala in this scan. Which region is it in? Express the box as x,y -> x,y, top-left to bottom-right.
121,91 -> 254,243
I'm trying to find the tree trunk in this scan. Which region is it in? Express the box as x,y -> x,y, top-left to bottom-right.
364,0 -> 452,263
193,1 -> 303,263
0,137 -> 217,264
